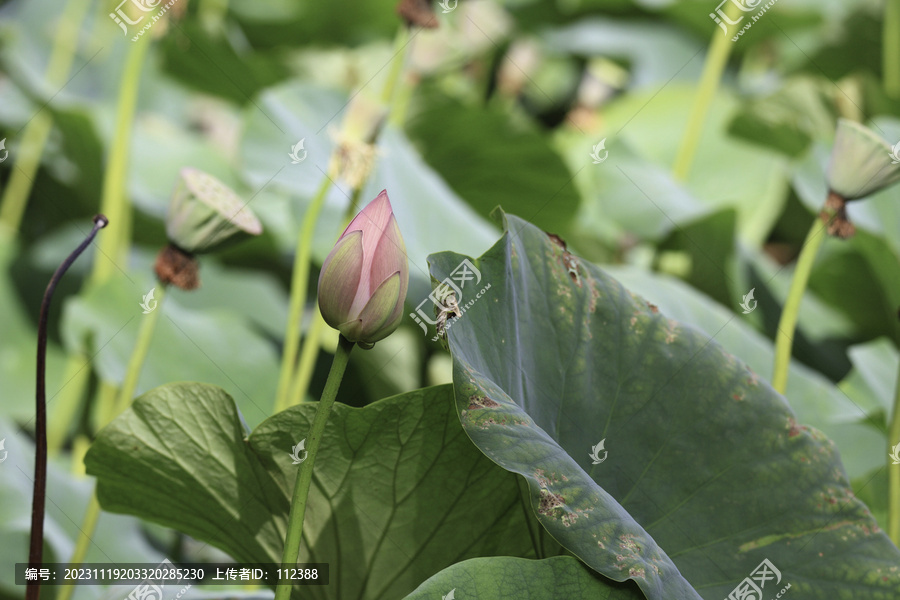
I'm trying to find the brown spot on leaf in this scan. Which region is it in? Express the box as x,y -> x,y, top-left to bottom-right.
538,488 -> 565,515
468,395 -> 500,410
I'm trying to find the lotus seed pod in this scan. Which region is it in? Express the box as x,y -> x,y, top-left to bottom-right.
165,167 -> 262,254
155,168 -> 263,290
827,119 -> 900,201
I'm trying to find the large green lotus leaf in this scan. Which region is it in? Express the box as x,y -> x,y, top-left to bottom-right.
404,556 -> 645,600
601,85 -> 789,247
605,265 -> 884,480
839,338 -> 900,421
428,212 -> 900,600
85,383 -> 547,600
541,18 -> 703,89
404,85 -> 580,236
61,272 -> 280,429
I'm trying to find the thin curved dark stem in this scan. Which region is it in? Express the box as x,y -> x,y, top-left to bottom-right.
27,214 -> 107,600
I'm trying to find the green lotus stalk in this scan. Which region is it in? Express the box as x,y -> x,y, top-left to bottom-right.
46,358 -> 92,454
672,0 -> 740,180
889,361 -> 900,545
771,216 -> 828,394
275,177 -> 333,413
0,0 -> 92,235
885,0 -> 900,98
90,31 -> 153,283
274,335 -> 354,600
772,120 -> 900,393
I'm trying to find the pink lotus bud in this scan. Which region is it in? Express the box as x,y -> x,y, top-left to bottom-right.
317,190 -> 409,345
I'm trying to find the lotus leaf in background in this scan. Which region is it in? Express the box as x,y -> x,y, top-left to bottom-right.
428,212 -> 900,600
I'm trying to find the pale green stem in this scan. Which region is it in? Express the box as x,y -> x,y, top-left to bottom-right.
274,178 -> 334,413
56,495 -> 101,600
287,314 -> 328,406
286,191 -> 362,408
885,0 -> 900,99
274,335 -> 354,600
671,1 -> 739,181
47,356 -> 92,454
772,215 -> 829,394
90,381 -> 119,440
0,0 -> 92,234
112,286 -> 166,415
90,32 -> 152,283
381,27 -> 410,105
889,362 -> 900,546
58,288 -> 167,600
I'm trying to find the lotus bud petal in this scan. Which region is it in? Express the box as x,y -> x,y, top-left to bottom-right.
827,119 -> 900,201
317,190 -> 409,345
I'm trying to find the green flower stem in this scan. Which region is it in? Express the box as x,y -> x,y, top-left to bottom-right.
112,285 -> 166,415
57,288 -> 167,600
47,356 -> 92,454
0,0 -> 92,234
671,1 -> 739,181
772,214 -> 829,394
885,0 -> 900,98
287,190 -> 362,407
90,32 -> 152,284
889,362 -> 900,546
287,314 -> 328,406
381,26 -> 410,105
274,177 -> 334,413
56,494 -> 101,600
274,335 -> 354,600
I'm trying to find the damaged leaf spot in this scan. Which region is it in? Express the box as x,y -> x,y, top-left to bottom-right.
468,395 -> 500,410
538,488 -> 565,516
